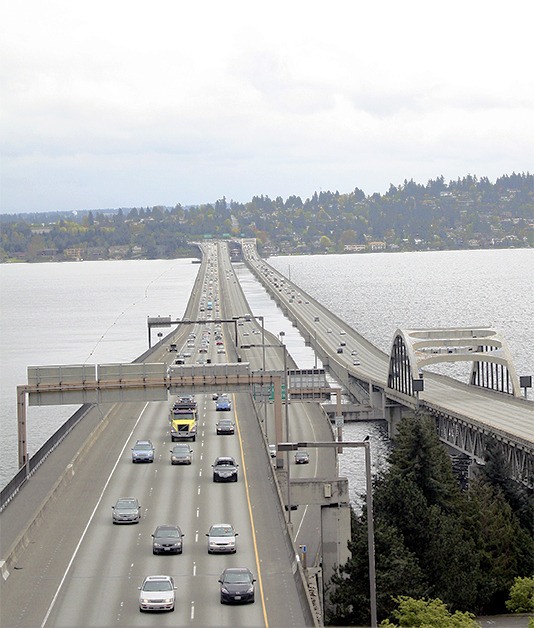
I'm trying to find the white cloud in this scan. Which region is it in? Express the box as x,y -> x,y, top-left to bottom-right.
1,0 -> 533,212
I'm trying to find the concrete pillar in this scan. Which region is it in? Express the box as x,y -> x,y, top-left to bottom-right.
385,404 -> 404,438
321,503 -> 351,614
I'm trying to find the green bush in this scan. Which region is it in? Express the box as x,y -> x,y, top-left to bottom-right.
506,576 -> 534,614
379,596 -> 478,627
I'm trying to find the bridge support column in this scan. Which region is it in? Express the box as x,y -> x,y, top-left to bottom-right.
321,503 -> 351,614
385,404 -> 404,438
370,387 -> 384,413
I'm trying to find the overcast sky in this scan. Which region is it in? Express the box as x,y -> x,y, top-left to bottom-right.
1,0 -> 533,214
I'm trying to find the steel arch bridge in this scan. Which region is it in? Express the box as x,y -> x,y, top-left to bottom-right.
386,327 -> 532,486
387,326 -> 522,397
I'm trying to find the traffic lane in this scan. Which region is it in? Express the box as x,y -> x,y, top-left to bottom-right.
194,398 -> 264,627
40,400 -> 177,626
286,400 -> 336,566
234,392 -> 309,627
43,395 -> 265,627
0,401 -> 150,628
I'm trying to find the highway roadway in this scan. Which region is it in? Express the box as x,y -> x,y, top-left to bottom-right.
1,242 -> 319,627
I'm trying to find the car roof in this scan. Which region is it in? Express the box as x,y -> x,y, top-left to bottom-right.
144,574 -> 173,582
154,524 -> 181,532
221,567 -> 251,575
215,456 -> 235,463
134,440 -> 152,446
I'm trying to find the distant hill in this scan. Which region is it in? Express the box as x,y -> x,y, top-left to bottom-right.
1,172 -> 532,262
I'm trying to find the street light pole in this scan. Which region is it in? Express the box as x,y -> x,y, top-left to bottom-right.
278,331 -> 292,523
364,439 -> 377,628
259,315 -> 268,439
314,327 -> 318,370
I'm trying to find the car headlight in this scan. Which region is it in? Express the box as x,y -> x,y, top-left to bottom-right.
247,586 -> 254,594
221,587 -> 230,594
154,542 -> 162,548
140,597 -> 149,604
163,597 -> 172,604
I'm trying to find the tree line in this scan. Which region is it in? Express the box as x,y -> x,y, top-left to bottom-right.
1,172 -> 533,261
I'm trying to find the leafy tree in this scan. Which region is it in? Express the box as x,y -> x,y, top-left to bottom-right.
506,576 -> 534,614
380,596 -> 478,627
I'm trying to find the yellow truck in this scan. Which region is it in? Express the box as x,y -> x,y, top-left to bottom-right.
169,396 -> 198,442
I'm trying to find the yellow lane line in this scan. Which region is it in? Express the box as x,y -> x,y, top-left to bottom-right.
234,394 -> 269,628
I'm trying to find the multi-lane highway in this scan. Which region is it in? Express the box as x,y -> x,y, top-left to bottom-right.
2,242 -> 324,627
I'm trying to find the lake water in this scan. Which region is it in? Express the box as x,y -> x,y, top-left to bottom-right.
1,249 -> 532,499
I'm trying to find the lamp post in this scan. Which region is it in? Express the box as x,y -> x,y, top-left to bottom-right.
278,331 -> 292,523
314,326 -> 318,370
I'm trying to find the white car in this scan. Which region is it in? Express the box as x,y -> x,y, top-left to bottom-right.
139,575 -> 176,612
206,523 -> 238,554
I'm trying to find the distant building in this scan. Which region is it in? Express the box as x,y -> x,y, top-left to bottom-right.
368,241 -> 386,251
344,244 -> 366,252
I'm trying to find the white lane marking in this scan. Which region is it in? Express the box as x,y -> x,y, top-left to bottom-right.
197,485 -> 201,495
40,402 -> 151,627
199,468 -> 202,477
196,507 -> 200,518
195,531 -> 199,543
192,563 -> 196,576
191,602 -> 195,620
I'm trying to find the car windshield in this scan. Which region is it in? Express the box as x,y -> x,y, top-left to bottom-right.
172,447 -> 189,453
156,528 -> 180,538
217,459 -> 234,466
211,526 -> 234,537
135,443 -> 152,450
143,580 -> 172,591
224,571 -> 250,584
117,499 -> 137,508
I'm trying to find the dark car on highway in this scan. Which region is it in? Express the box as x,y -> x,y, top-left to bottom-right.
218,567 -> 255,604
212,456 -> 238,482
151,525 -> 184,554
216,418 -> 235,435
295,451 -> 310,464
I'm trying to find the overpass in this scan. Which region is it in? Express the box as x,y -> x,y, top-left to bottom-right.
238,239 -> 533,487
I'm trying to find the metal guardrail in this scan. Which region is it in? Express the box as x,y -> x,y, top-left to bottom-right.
0,403 -> 94,512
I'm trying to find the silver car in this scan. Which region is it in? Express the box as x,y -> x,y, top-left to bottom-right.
170,444 -> 192,465
207,523 -> 238,554
131,440 -> 154,463
112,497 -> 141,524
138,575 -> 176,612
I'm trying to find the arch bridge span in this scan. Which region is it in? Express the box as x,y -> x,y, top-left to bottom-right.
388,327 -> 522,398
